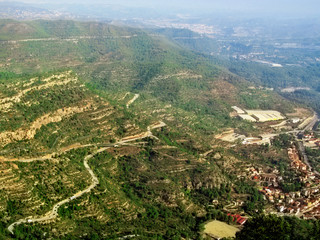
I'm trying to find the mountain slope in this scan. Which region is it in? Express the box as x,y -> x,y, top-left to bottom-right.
0,19 -> 306,239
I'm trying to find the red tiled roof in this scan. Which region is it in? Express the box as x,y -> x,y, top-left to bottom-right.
238,218 -> 247,225
227,213 -> 247,225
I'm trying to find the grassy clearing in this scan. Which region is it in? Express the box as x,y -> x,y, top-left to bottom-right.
204,220 -> 239,239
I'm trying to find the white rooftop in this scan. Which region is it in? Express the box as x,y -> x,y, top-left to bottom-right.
232,106 -> 245,114
245,110 -> 285,122
239,114 -> 257,122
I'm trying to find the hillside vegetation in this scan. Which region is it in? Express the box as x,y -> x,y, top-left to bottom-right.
0,20 -> 306,239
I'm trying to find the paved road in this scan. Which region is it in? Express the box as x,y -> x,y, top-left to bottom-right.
2,35 -> 139,44
297,141 -> 313,170
300,112 -> 319,132
8,122 -> 166,234
297,139 -> 320,176
295,113 -> 320,176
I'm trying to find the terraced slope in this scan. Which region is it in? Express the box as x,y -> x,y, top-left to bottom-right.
0,67 -> 244,239
0,20 -> 305,239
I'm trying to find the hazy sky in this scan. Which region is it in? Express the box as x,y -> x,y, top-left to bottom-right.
2,0 -> 320,18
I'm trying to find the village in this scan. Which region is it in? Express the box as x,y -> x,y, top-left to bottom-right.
242,137 -> 320,219
215,106 -> 320,221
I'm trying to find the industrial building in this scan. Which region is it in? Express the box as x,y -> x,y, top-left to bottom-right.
246,110 -> 285,122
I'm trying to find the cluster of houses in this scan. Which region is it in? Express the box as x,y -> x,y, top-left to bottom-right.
259,185 -> 320,215
288,147 -> 308,172
245,166 -> 281,188
247,145 -> 320,217
288,147 -> 320,185
300,132 -> 320,149
304,204 -> 320,219
241,144 -> 320,218
276,190 -> 320,216
256,175 -> 320,216
234,127 -> 320,219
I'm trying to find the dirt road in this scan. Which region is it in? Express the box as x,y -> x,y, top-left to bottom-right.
8,122 -> 166,234
126,94 -> 139,108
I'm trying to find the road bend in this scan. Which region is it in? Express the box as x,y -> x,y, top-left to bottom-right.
8,122 -> 166,234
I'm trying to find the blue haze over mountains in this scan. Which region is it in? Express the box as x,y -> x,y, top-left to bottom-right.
1,0 -> 320,19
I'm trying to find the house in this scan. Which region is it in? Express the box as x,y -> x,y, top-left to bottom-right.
265,187 -> 272,194
293,207 -> 300,214
286,198 -> 294,204
272,169 -> 280,174
277,205 -> 285,212
261,174 -> 277,183
289,192 -> 296,198
275,189 -> 281,194
252,175 -> 260,181
287,208 -> 294,214
309,175 -> 316,180
291,118 -> 300,124
238,218 -> 247,225
304,133 -> 314,139
307,201 -> 313,207
293,201 -> 301,207
301,165 -> 307,171
227,214 -> 247,225
267,195 -> 274,203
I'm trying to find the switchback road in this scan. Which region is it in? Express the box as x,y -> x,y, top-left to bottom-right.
8,122 -> 166,234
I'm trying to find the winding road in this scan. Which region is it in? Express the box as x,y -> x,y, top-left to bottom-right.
126,94 -> 139,108
8,148 -> 103,234
7,122 -> 166,234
